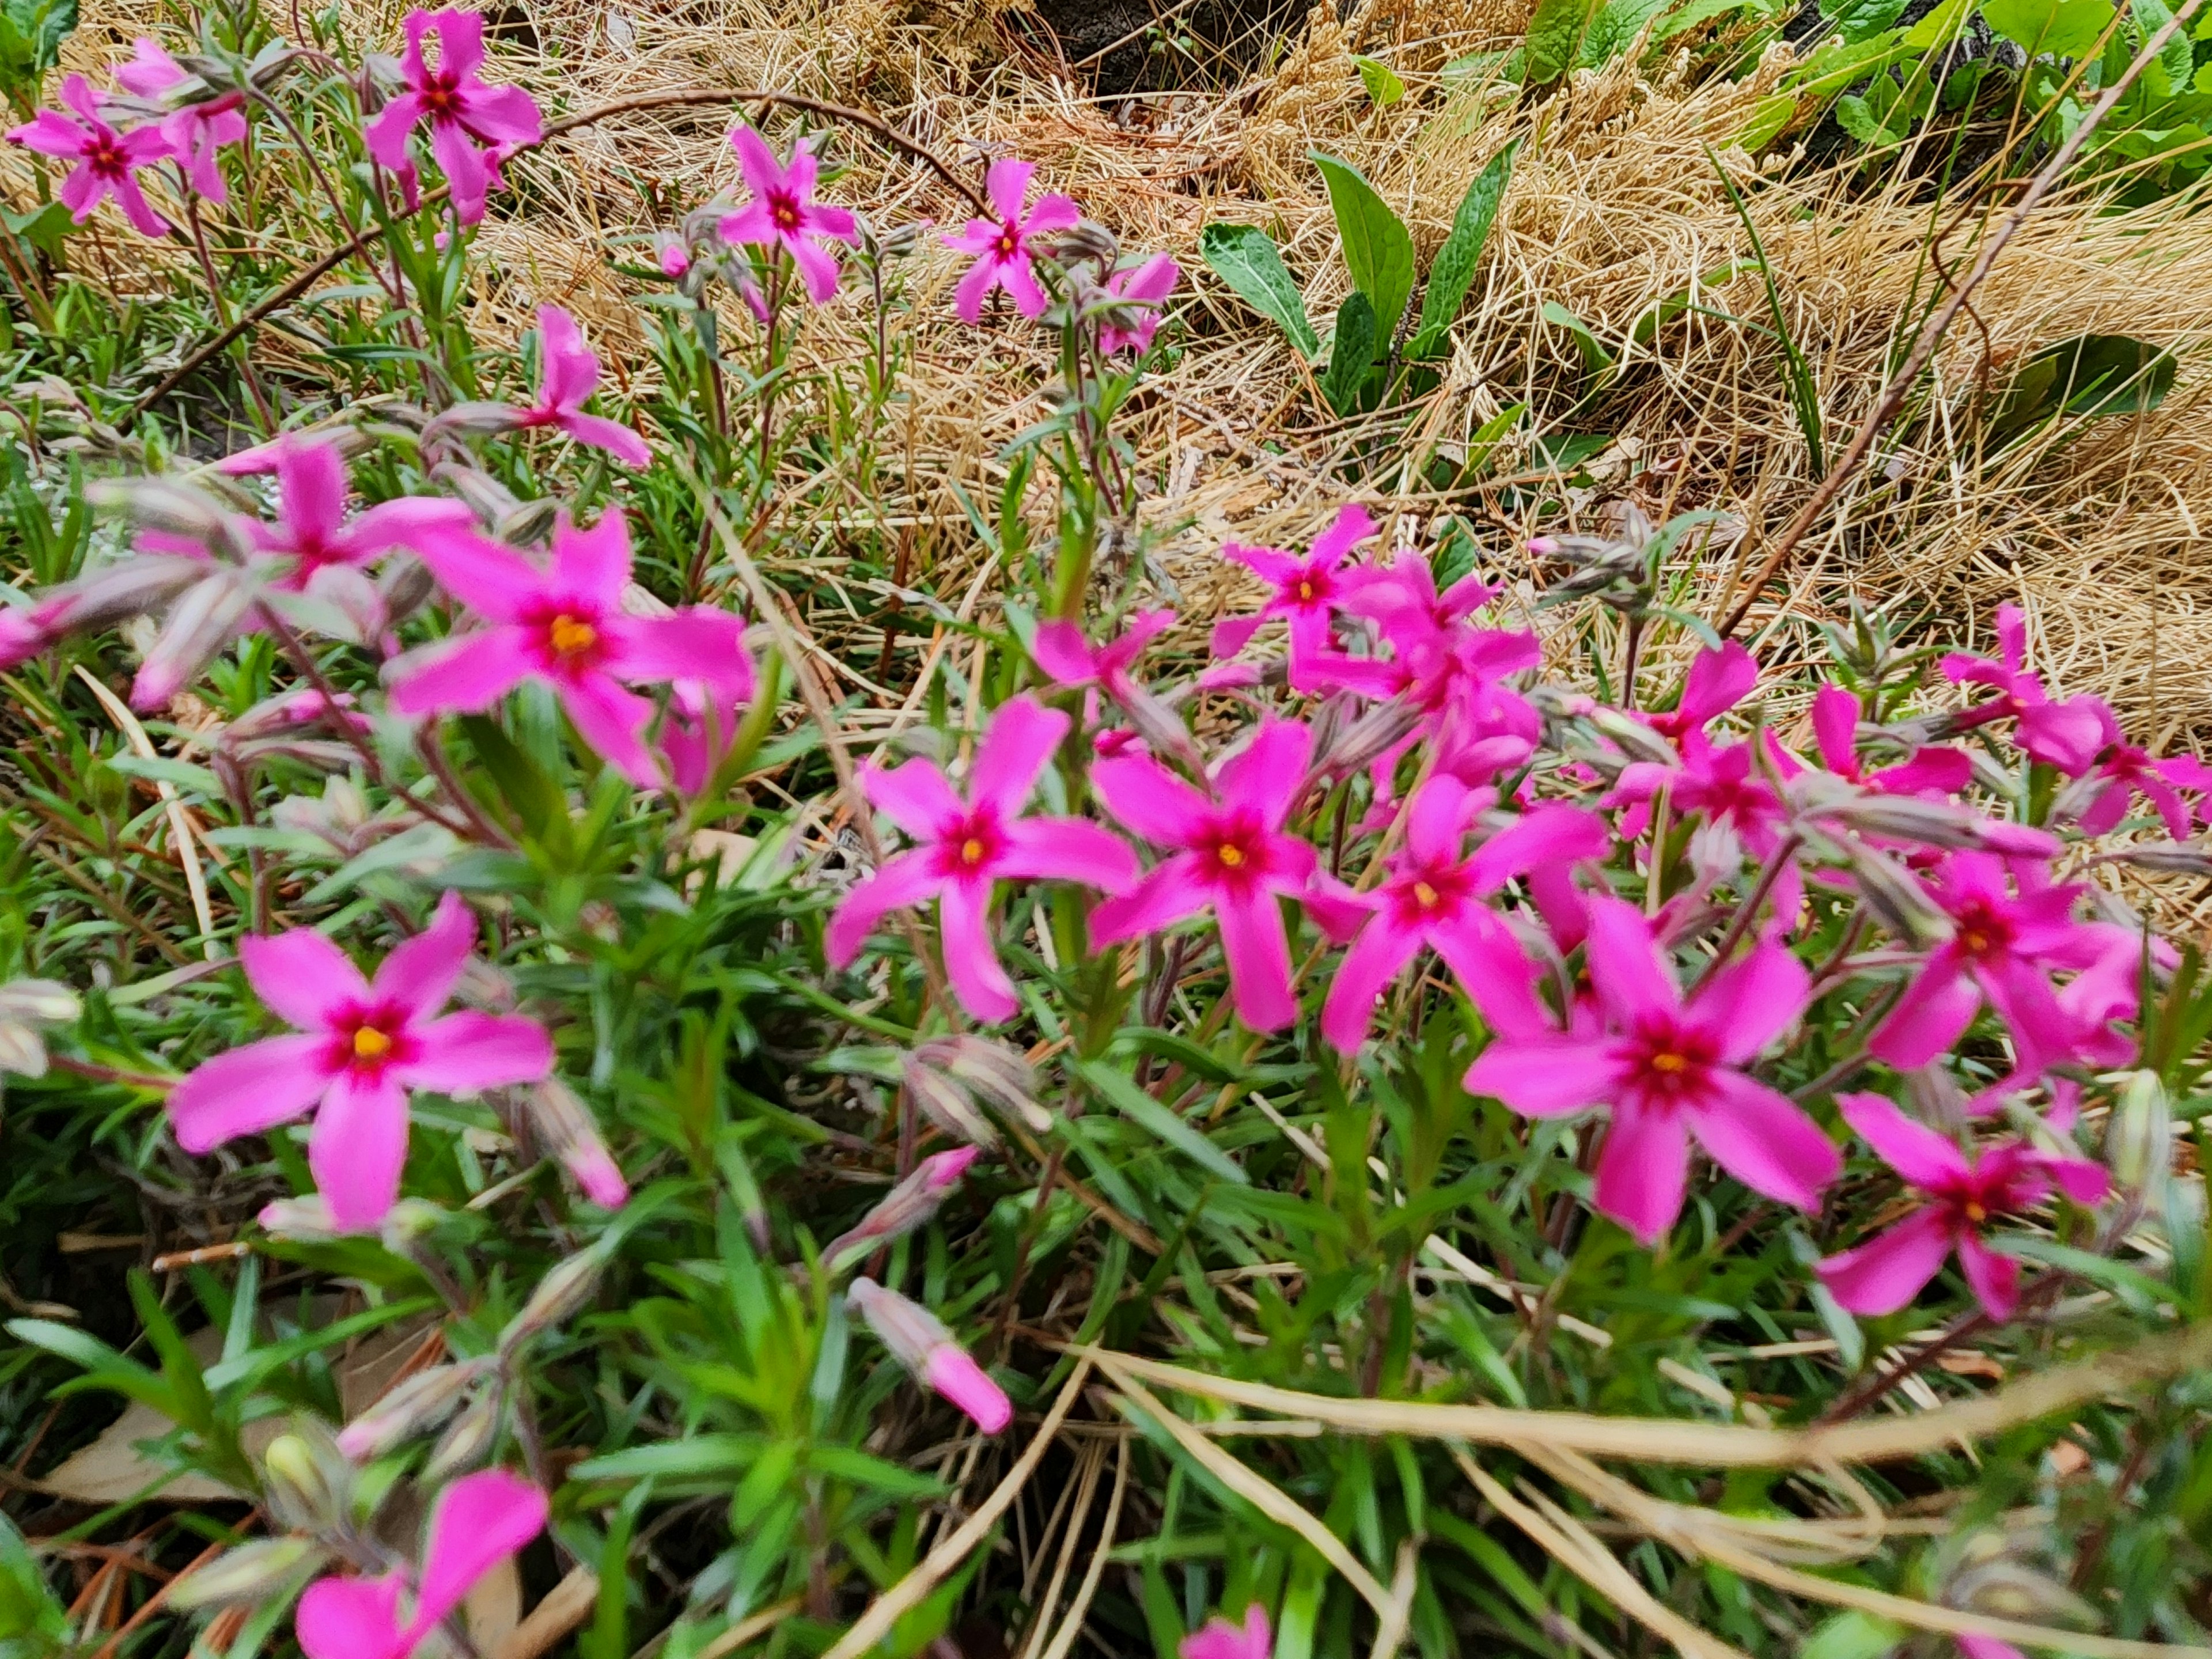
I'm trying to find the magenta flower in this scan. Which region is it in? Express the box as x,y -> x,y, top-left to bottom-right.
943,157 -> 1080,321
1322,780 -> 1608,1050
1033,607 -> 1174,706
1464,897 -> 1840,1243
719,125 -> 861,304
245,437 -> 473,589
2056,696 -> 2211,838
1089,719 -> 1357,1032
847,1277 -> 1010,1433
1809,681 -> 1971,797
1868,852 -> 2131,1074
516,305 -> 649,467
363,9 -> 543,226
7,74 -> 174,237
167,892 -> 553,1232
1210,504 -> 1374,688
1610,738 -> 1792,863
1815,1092 -> 2107,1321
296,1468 -> 547,1659
660,662 -> 758,798
390,509 -> 748,786
827,696 -> 1138,1022
1642,642 -> 1756,747
1099,252 -> 1180,355
114,39 -> 248,203
1183,1607 -> 1271,1659
654,233 -> 690,278
1941,603 -> 2106,775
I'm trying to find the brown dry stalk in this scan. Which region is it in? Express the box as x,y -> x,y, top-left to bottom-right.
1716,0 -> 2210,638
490,1566 -> 600,1659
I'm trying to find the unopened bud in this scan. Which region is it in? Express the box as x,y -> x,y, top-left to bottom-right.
2107,1070 -> 2172,1195
130,569 -> 261,710
1804,786 -> 2059,856
902,1058 -> 998,1148
823,1147 -> 980,1270
90,478 -> 249,558
0,980 -> 79,1026
336,1358 -> 495,1462
27,555 -> 205,638
421,1392 -> 504,1483
1046,219 -> 1119,267
1588,706 -> 1679,767
378,554 -> 438,624
500,1247 -> 607,1353
517,1079 -> 628,1210
1833,838 -> 1953,948
2114,840 -> 2212,876
260,1429 -> 350,1532
170,1537 -> 326,1610
847,1278 -> 1011,1434
422,402 -> 527,451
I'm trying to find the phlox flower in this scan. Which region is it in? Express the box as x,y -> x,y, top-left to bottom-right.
114,39 -> 248,203
245,437 -> 474,589
7,74 -> 173,237
1809,681 -> 1971,797
1815,1092 -> 2106,1321
824,1146 -> 978,1268
1089,718 -> 1361,1032
167,892 -> 553,1231
660,665 -> 758,798
943,157 -> 1079,321
1465,896 -> 1841,1244
2055,696 -> 2212,839
1210,503 -> 1375,688
827,696 -> 1138,1022
1033,608 -> 1174,706
1941,603 -> 2106,775
1331,558 -> 1540,718
296,1468 -> 546,1659
1609,738 -> 1793,864
516,305 -> 650,467
1098,252 -> 1180,355
1642,642 -> 1757,747
364,8 -> 543,226
847,1277 -> 1010,1433
1322,778 -> 1608,1050
390,509 -> 749,786
1183,1607 -> 1271,1659
719,125 -> 861,304
1868,851 -> 2133,1075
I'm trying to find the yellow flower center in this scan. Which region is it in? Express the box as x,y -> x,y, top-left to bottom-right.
1297,579 -> 1315,602
1649,1051 -> 1687,1074
547,613 -> 598,657
1218,844 -> 1245,868
1963,1200 -> 1987,1224
352,1027 -> 393,1062
961,838 -> 987,865
997,227 -> 1019,258
1960,930 -> 1990,955
1412,881 -> 1439,909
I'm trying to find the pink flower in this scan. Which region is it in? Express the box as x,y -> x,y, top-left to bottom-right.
244,437 -> 473,589
1941,604 -> 2106,775
1033,608 -> 1174,706
1183,1607 -> 1271,1659
660,669 -> 757,798
390,509 -> 748,785
1815,1092 -> 2107,1321
1610,738 -> 1792,863
942,157 -> 1080,322
824,1146 -> 979,1267
1643,642 -> 1756,747
1321,779 -> 1608,1050
1099,252 -> 1180,354
167,893 -> 553,1231
1868,852 -> 2131,1075
115,39 -> 248,203
1210,504 -> 1374,688
296,1468 -> 547,1659
827,696 -> 1138,1022
1089,719 -> 1359,1032
719,125 -> 861,304
7,74 -> 174,237
516,306 -> 650,467
363,9 -> 543,226
654,234 -> 690,278
2058,698 -> 2211,838
847,1277 -> 1011,1433
1464,897 -> 1841,1244
1809,681 -> 1971,796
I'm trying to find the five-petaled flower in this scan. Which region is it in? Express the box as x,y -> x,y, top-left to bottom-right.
245,437 -> 475,589
7,74 -> 175,237
167,892 -> 553,1231
719,125 -> 861,304
364,8 -> 543,226
1210,503 -> 1374,690
827,696 -> 1138,1022
115,39 -> 249,204
297,1468 -> 547,1659
1097,252 -> 1180,355
391,508 -> 749,785
1465,896 -> 1841,1243
514,305 -> 650,467
1816,1092 -> 2106,1321
943,156 -> 1079,321
1941,603 -> 2107,775
1808,680 -> 1972,797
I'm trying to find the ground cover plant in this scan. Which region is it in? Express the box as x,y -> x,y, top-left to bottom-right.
3,0 -> 2212,1656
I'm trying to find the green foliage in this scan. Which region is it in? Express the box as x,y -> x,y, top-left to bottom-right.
1309,150 -> 1416,345
1198,223 -> 1320,359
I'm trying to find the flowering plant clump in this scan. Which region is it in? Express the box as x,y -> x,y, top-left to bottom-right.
3,7 -> 2211,1659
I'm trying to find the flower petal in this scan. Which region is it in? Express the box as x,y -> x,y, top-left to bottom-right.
1582,896 -> 1681,1025
1690,941 -> 1809,1065
296,1574 -> 405,1659
1465,1037 -> 1626,1116
997,817 -> 1138,893
399,1012 -> 551,1094
560,675 -> 661,786
1592,1108 -> 1691,1245
1685,1071 -> 1840,1211
825,851 -> 942,968
1092,753 -> 1212,849
1815,1207 -> 1956,1316
602,608 -> 746,686
551,509 -> 631,600
1211,718 -> 1312,831
1835,1091 -> 1970,1190
409,1469 -> 549,1639
240,927 -> 369,1031
968,695 -> 1069,815
863,757 -> 964,841
1088,854 -> 1211,944
984,156 -> 1033,220
554,411 -> 651,468
389,629 -> 534,717
169,1035 -> 332,1153
1217,891 -> 1297,1031
369,889 -> 474,1017
309,1070 -> 411,1232
1319,918 -> 1421,1051
1955,1230 -> 2021,1321
922,1342 -> 1012,1433
937,878 -> 1018,1025
1868,957 -> 1980,1070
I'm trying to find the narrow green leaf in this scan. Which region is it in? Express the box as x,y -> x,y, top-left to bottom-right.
1415,141 -> 1518,346
1075,1060 -> 1249,1185
1321,291 -> 1378,415
1309,151 -> 1416,341
1541,300 -> 1615,374
1198,223 -> 1320,358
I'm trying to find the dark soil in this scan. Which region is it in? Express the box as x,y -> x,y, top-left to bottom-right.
1032,0 -> 1310,93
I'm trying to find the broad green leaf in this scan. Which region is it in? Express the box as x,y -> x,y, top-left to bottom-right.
1737,91 -> 1799,149
1656,0 -> 1771,40
1822,0 -> 1910,38
1074,1059 -> 1249,1185
1801,1612 -> 1907,1659
1902,0 -> 1974,46
1834,92 -> 1904,142
1414,140 -> 1518,348
1198,222 -> 1320,358
1309,151 -> 1416,340
1541,300 -> 1615,374
1580,0 -> 1671,65
2133,0 -> 2192,92
1525,0 -> 1599,81
1353,54 -> 1406,104
1984,0 -> 2113,51
1321,291 -> 1378,415
1990,332 -> 2176,441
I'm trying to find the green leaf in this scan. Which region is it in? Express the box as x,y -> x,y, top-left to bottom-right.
457,713 -> 565,842
1541,300 -> 1615,374
1801,1612 -> 1907,1659
2,199 -> 72,258
5,1319 -> 176,1416
2133,0 -> 2193,92
1198,223 -> 1320,358
1309,151 -> 1416,341
1737,91 -> 1799,149
1,0 -> 74,75
573,1435 -> 760,1484
1525,0 -> 1599,81
1074,1060 -> 1249,1186
1901,0 -> 1974,41
1353,54 -> 1406,104
1580,0 -> 1671,65
1834,92 -> 1904,143
1321,291 -> 1377,415
1990,333 -> 2176,441
1984,0 -> 2113,50
1821,0 -> 1910,41
1414,141 -> 1517,349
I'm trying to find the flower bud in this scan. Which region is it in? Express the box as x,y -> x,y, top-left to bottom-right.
1586,707 -> 1679,767
1045,219 -> 1119,267
823,1147 -> 979,1271
336,1357 -> 495,1463
26,555 -> 206,638
2106,1070 -> 2172,1195
131,568 -> 261,710
170,1537 -> 327,1611
1805,788 -> 2058,856
2114,841 -> 2212,876
499,1247 -> 607,1354
260,1429 -> 351,1532
516,1078 -> 628,1210
420,1392 -> 505,1484
421,401 -> 528,452
1832,838 -> 1954,948
0,979 -> 77,1079
846,1278 -> 1011,1434
902,1057 -> 999,1149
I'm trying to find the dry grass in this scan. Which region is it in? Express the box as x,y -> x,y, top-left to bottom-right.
48,0 -> 2212,733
